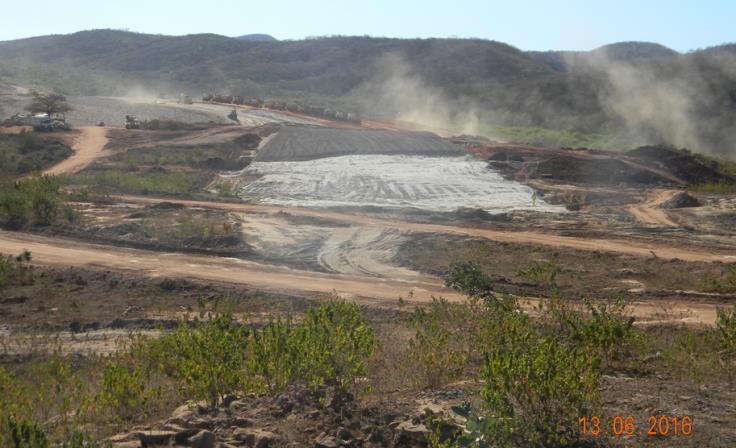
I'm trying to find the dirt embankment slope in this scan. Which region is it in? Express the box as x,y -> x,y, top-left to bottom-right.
627,189 -> 681,227
43,126 -> 109,175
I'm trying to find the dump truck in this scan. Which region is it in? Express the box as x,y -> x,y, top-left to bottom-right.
31,113 -> 70,131
125,114 -> 141,129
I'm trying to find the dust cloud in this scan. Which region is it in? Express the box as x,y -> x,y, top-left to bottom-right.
350,53 -> 482,136
568,47 -> 736,155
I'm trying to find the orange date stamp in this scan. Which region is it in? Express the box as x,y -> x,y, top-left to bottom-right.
579,415 -> 693,437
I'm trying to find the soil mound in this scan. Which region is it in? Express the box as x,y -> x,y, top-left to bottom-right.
255,126 -> 463,162
534,156 -> 670,185
628,145 -> 732,185
661,191 -> 701,209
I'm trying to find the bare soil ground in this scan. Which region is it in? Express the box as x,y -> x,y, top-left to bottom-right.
43,126 -> 109,175
3,118 -> 736,446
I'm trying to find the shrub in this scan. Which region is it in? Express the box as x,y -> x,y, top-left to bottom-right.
247,301 -> 376,394
6,415 -> 48,448
702,265 -> 736,293
289,300 -> 376,391
480,337 -> 600,447
408,299 -> 472,388
542,297 -> 638,367
0,175 -> 62,228
149,312 -> 249,408
517,260 -> 561,287
0,250 -> 33,287
715,305 -> 736,355
95,360 -> 160,422
445,260 -> 495,299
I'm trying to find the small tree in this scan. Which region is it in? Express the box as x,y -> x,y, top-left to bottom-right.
25,90 -> 72,116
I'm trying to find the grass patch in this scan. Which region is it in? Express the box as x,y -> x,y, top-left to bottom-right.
65,170 -> 209,196
690,181 -> 736,193
0,132 -> 72,177
480,123 -> 633,151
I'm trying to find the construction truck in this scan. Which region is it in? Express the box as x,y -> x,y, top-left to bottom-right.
2,113 -> 30,127
31,113 -> 71,132
125,114 -> 141,129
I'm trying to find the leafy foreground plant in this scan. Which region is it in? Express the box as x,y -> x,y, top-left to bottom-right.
715,304 -> 736,356
0,175 -> 65,228
148,300 -> 377,408
1,300 -> 375,444
421,262 -> 604,447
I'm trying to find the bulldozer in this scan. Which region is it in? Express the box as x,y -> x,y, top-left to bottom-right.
227,109 -> 239,123
125,114 -> 141,129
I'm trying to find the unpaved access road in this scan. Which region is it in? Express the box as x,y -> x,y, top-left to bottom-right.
627,189 -> 681,227
117,195 -> 735,263
0,230 -> 449,302
0,230 -> 723,325
44,126 -> 109,175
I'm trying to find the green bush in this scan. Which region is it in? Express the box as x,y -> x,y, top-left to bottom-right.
408,299 -> 472,388
702,265 -> 736,293
481,337 -> 600,447
517,260 -> 561,287
149,312 -> 249,408
445,260 -> 495,300
0,250 -> 33,287
542,297 -> 638,367
715,305 -> 736,355
6,415 -> 48,448
295,300 -> 377,391
0,175 -> 62,228
95,361 -> 160,422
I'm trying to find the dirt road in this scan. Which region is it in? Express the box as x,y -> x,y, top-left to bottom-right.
0,230 -> 723,325
628,189 -> 680,227
0,230 -> 450,302
117,195 -> 735,263
43,126 -> 109,175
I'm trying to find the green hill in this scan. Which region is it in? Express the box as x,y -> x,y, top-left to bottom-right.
0,30 -> 734,154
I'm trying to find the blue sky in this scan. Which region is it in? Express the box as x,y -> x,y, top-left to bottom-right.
0,0 -> 733,51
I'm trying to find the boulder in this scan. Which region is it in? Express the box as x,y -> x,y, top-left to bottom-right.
189,430 -> 216,448
314,434 -> 340,448
233,428 -> 277,447
391,421 -> 428,447
136,430 -> 177,447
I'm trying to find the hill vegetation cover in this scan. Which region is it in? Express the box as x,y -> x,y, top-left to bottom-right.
1,30 -> 735,155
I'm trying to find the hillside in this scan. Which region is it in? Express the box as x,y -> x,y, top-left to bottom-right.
0,30 -> 735,154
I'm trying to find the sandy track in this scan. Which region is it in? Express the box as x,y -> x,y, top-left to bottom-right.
628,189 -> 680,227
0,230 -> 724,325
0,230 -> 449,302
116,195 -> 734,263
44,127 -> 109,175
